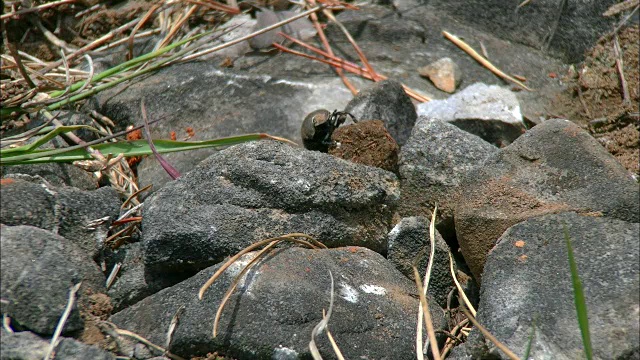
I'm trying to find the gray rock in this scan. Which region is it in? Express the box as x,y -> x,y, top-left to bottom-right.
455,119 -> 640,281
111,247 -> 447,359
416,83 -> 526,147
88,62 -> 353,192
0,176 -> 121,258
344,79 -> 417,146
387,216 -> 452,308
398,118 -> 497,240
425,0 -> 619,63
142,140 -> 399,283
2,163 -> 97,190
0,225 -> 106,335
0,330 -> 115,360
471,212 -> 639,359
106,243 -> 157,312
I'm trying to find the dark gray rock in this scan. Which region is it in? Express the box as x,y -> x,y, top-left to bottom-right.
106,243 -> 157,313
425,0 -> 619,63
344,79 -> 417,146
111,247 -> 447,359
0,176 -> 120,258
398,118 -> 497,240
387,216 -> 452,307
0,330 -> 115,360
87,62 -> 354,192
142,141 -> 399,283
455,119 -> 640,281
470,212 -> 639,359
0,225 -> 106,335
2,163 -> 97,190
416,83 -> 526,147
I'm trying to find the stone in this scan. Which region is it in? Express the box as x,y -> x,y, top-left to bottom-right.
142,141 -> 399,285
418,57 -> 462,93
2,163 -> 97,190
398,117 -> 497,241
416,83 -> 526,147
106,243 -> 157,313
0,329 -> 116,360
387,216 -> 453,307
87,62 -> 353,192
344,80 -> 417,146
248,10 -> 316,50
0,225 -> 106,335
110,247 -> 447,359
455,119 -> 639,281
468,212 -> 639,359
0,176 -> 121,258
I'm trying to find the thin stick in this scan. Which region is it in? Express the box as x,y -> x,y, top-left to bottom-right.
1,0 -> 75,20
127,3 -> 162,61
44,282 -> 82,360
180,5 -> 328,62
115,328 -> 186,360
613,33 -> 631,106
106,263 -> 122,290
165,305 -> 185,353
31,17 -> 77,53
442,31 -> 532,91
459,305 -> 521,360
5,42 -> 36,88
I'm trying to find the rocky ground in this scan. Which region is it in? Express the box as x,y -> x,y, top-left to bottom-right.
1,0 -> 639,359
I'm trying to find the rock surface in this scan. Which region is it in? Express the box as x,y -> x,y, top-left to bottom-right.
416,83 -> 526,147
387,216 -> 452,307
87,63 -> 353,192
0,225 -> 106,335
142,141 -> 399,283
0,176 -> 120,258
344,80 -> 417,146
467,212 -> 639,359
455,118 -> 640,281
111,246 -> 446,359
398,117 -> 497,240
418,57 -> 462,93
0,330 -> 115,360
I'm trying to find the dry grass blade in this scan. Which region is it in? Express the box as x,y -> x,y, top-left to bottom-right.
1,0 -> 75,20
448,251 -> 476,317
166,305 -> 186,353
5,42 -> 36,89
44,282 -> 82,360
323,309 -> 345,360
198,233 -> 324,299
459,304 -> 521,360
416,204 -> 438,360
309,271 -> 341,360
114,327 -> 186,360
442,31 -> 532,91
613,33 -> 631,105
105,262 -> 122,290
603,0 -> 639,16
181,5 -> 327,62
412,267 -> 442,360
128,3 -> 162,61
212,241 -> 278,337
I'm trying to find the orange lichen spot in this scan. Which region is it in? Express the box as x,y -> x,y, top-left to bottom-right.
548,72 -> 557,78
126,128 -> 143,141
348,246 -> 358,253
515,240 -> 526,248
170,131 -> 177,141
518,254 -> 528,262
0,178 -> 15,186
305,267 -> 311,273
185,127 -> 195,138
127,156 -> 142,168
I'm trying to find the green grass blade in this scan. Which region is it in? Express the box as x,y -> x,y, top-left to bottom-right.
521,319 -> 536,360
564,223 -> 593,360
1,125 -> 99,155
1,134 -> 269,165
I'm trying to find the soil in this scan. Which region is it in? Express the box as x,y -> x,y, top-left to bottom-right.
329,120 -> 399,173
551,26 -> 639,177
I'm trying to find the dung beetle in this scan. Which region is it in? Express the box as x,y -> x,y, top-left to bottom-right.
301,109 -> 357,152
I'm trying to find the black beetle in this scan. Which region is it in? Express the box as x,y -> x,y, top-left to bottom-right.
301,109 -> 357,152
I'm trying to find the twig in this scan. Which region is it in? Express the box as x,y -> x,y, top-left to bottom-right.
127,3 -> 162,61
5,42 -> 37,88
603,5 -> 639,40
180,5 -> 328,62
165,305 -> 185,354
30,16 -> 78,53
114,327 -> 186,360
613,33 -> 631,106
412,267 -> 442,360
44,282 -> 82,360
603,0 -> 639,16
309,271 -> 342,360
443,31 -> 532,91
106,263 -> 122,290
0,0 -> 75,21
517,0 -> 533,8
448,251 -> 476,317
459,304 -> 521,360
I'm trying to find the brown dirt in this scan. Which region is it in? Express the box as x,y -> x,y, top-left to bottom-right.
551,26 -> 639,176
329,120 -> 400,173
